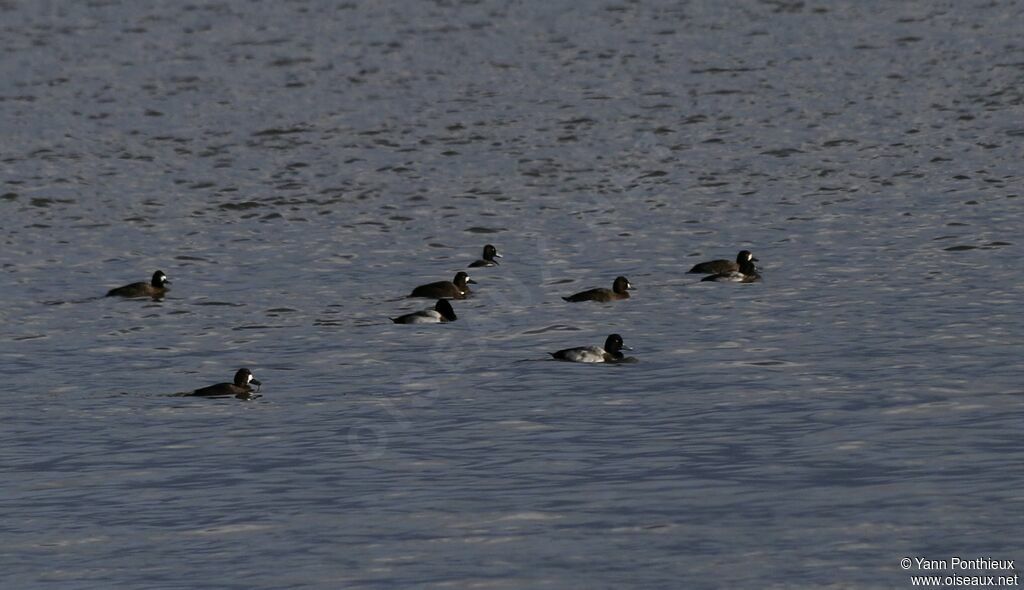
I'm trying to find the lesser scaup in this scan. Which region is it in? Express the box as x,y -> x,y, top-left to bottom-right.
562,276 -> 633,302
190,368 -> 262,398
468,244 -> 502,267
550,333 -> 633,363
688,250 -> 757,275
409,271 -> 476,299
392,299 -> 457,324
701,258 -> 761,283
107,270 -> 170,298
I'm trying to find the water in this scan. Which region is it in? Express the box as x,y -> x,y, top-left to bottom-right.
2,1 -> 1022,588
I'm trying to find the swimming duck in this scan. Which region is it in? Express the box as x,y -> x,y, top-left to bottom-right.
409,271 -> 476,299
106,270 -> 170,299
190,368 -> 262,398
550,334 -> 632,363
562,276 -> 633,302
469,244 -> 502,268
391,299 -> 457,324
688,250 -> 757,275
701,258 -> 761,283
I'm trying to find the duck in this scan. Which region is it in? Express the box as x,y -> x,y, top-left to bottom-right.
701,258 -> 761,283
409,271 -> 476,299
688,250 -> 757,275
562,276 -> 633,302
106,270 -> 170,298
469,244 -> 502,267
190,368 -> 262,398
550,334 -> 633,363
391,299 -> 457,324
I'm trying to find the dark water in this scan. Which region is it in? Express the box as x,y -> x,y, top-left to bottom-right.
2,1 -> 1022,588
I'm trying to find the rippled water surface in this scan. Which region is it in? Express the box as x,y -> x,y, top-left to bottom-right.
2,1 -> 1022,588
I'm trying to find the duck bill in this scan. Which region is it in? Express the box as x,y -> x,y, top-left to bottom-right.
621,345 -> 634,351
467,278 -> 478,284
250,378 -> 262,387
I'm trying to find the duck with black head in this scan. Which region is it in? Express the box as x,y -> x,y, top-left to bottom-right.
688,250 -> 757,275
701,256 -> 761,283
550,334 -> 635,363
469,244 -> 503,268
190,368 -> 262,399
562,276 -> 633,303
391,299 -> 457,324
107,270 -> 170,299
409,272 -> 476,299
